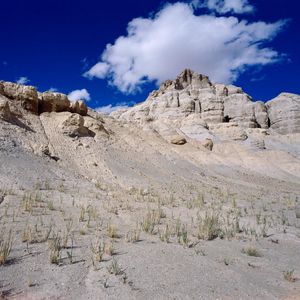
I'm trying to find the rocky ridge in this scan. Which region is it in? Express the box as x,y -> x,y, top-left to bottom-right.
112,69 -> 300,148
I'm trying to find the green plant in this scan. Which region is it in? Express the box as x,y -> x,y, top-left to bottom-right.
178,225 -> 189,246
91,240 -> 105,262
107,259 -> 123,275
47,200 -> 55,211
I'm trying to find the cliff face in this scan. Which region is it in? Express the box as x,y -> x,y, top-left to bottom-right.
112,69 -> 300,145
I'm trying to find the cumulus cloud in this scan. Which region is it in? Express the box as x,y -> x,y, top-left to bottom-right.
68,89 -> 91,102
84,2 -> 286,93
16,77 -> 30,85
193,0 -> 254,14
95,102 -> 131,114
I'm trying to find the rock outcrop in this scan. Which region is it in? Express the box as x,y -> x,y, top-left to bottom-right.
59,112 -> 93,137
266,93 -> 300,134
112,69 -> 300,146
0,81 -> 88,116
0,81 -> 39,113
0,97 -> 11,121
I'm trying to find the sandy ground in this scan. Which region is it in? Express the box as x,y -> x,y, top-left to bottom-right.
1,112 -> 300,299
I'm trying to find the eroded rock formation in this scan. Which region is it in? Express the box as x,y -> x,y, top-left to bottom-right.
112,69 -> 300,145
0,81 -> 88,116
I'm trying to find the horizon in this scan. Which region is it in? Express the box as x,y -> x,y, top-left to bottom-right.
1,0 -> 299,113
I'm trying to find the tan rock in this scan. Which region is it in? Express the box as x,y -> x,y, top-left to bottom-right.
210,123 -> 248,141
0,97 -> 11,121
266,93 -> 300,134
111,69 -> 268,143
0,81 -> 38,113
84,116 -> 108,135
70,100 -> 88,116
40,92 -> 70,113
201,138 -> 213,151
170,135 -> 187,145
59,112 -> 91,137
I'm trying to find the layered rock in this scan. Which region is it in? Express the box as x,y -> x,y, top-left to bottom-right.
0,81 -> 88,116
113,69 -> 300,146
0,81 -> 39,113
39,92 -> 70,113
266,93 -> 300,134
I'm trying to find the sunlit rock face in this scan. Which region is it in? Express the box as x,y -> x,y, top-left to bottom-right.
266,93 -> 300,134
0,81 -> 88,116
112,69 -> 300,144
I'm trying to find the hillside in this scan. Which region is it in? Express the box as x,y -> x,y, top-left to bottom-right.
0,71 -> 300,299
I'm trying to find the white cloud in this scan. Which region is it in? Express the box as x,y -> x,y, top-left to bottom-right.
48,87 -> 59,92
84,2 -> 286,94
95,103 -> 131,115
84,62 -> 109,79
68,89 -> 91,102
194,0 -> 254,14
16,77 -> 30,85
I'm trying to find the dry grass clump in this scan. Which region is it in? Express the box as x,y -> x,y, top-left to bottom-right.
141,207 -> 164,234
125,227 -> 140,243
48,233 -> 62,264
242,245 -> 261,257
0,230 -> 13,265
159,224 -> 171,243
107,222 -> 118,238
197,211 -> 220,240
177,224 -> 189,246
107,259 -> 123,275
79,205 -> 86,222
91,240 -> 105,263
22,224 -> 52,244
283,269 -> 296,282
186,193 -> 205,209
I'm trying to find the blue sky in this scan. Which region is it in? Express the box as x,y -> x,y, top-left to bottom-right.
0,0 -> 299,112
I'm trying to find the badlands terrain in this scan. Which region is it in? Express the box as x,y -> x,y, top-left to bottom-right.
0,69 -> 300,299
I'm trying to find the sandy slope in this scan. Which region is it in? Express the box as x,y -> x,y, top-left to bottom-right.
0,109 -> 300,299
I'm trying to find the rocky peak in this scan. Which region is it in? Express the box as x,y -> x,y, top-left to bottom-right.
112,69 -> 300,147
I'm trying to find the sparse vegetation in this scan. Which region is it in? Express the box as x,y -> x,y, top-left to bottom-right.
283,269 -> 296,282
107,259 -> 123,275
0,230 -> 13,265
48,233 -> 62,264
91,240 -> 105,262
125,227 -> 140,243
197,211 -> 220,240
107,222 -> 118,238
47,200 -> 55,211
242,245 -> 261,257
